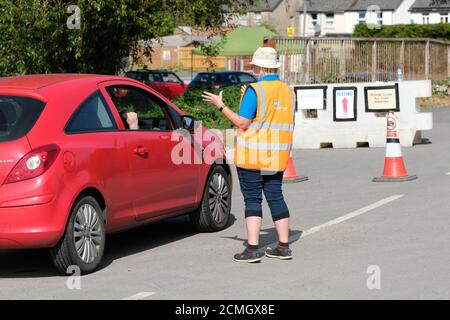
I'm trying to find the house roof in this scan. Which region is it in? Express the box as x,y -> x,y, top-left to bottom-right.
221,0 -> 282,13
248,0 -> 283,12
142,35 -> 220,48
299,0 -> 358,13
299,0 -> 405,13
347,0 -> 404,11
193,26 -> 278,57
410,0 -> 450,12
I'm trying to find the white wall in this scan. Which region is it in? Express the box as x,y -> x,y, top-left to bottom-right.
411,12 -> 448,24
344,11 -> 394,34
393,0 -> 416,24
291,80 -> 433,149
344,12 -> 359,34
299,13 -> 347,36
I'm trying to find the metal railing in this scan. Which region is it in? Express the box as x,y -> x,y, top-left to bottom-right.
264,37 -> 450,85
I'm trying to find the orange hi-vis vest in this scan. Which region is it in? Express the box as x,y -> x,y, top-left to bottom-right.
234,80 -> 295,172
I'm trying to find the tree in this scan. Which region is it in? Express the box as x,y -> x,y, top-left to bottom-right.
0,0 -> 244,76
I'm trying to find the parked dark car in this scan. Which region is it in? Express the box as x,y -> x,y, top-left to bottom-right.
187,71 -> 257,90
125,69 -> 187,100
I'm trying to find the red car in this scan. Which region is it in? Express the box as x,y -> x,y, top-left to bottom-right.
125,69 -> 188,100
0,74 -> 231,274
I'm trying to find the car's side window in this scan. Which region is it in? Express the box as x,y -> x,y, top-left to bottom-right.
227,74 -> 239,85
105,85 -> 173,131
150,73 -> 163,82
66,91 -> 117,133
162,72 -> 181,84
196,74 -> 210,84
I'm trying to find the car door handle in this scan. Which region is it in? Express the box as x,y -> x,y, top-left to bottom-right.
160,134 -> 171,141
134,146 -> 149,156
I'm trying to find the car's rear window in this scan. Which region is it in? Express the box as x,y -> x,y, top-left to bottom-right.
0,96 -> 45,143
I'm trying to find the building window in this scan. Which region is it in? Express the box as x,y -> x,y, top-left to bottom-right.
239,14 -> 248,26
325,13 -> 335,28
440,13 -> 449,23
254,13 -> 262,26
422,13 -> 430,24
311,13 -> 318,27
377,12 -> 383,25
358,12 -> 366,24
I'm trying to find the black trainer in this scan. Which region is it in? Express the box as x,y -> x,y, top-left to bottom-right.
265,246 -> 293,260
233,249 -> 263,263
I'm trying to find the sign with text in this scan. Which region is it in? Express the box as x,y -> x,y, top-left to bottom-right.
364,84 -> 400,112
294,86 -> 327,111
333,87 -> 357,122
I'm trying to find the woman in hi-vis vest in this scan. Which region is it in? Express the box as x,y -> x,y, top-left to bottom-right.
202,47 -> 295,263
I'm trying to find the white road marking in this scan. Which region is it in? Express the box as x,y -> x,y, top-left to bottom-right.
301,195 -> 404,238
122,292 -> 156,300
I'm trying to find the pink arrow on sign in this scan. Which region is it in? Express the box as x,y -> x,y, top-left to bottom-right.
342,98 -> 348,117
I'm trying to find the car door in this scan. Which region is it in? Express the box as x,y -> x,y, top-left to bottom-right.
145,73 -> 169,98
100,81 -> 199,221
64,90 -> 135,229
225,73 -> 240,87
160,72 -> 186,100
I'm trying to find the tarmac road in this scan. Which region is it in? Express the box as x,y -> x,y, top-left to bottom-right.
0,107 -> 449,300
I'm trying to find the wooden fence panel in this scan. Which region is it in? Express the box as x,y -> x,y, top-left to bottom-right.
179,47 -> 226,71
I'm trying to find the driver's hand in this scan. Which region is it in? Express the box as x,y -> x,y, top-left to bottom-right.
126,112 -> 139,130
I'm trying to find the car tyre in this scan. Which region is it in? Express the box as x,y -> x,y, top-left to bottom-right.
190,166 -> 231,232
51,196 -> 106,275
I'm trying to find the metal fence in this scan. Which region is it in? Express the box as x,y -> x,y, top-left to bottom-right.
264,37 -> 450,85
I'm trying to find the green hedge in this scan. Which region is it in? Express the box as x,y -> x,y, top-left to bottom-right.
174,85 -> 242,129
353,23 -> 450,40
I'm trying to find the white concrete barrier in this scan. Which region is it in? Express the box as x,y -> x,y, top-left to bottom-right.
292,80 -> 433,149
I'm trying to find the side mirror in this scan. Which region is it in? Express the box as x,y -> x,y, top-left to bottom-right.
180,115 -> 196,132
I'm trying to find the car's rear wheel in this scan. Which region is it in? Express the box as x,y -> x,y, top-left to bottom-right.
51,196 -> 106,275
190,166 -> 231,232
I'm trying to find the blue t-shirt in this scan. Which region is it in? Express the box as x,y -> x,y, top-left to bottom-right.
238,74 -> 280,120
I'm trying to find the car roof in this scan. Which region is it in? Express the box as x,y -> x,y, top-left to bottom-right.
197,71 -> 249,74
0,74 -> 126,90
128,69 -> 173,74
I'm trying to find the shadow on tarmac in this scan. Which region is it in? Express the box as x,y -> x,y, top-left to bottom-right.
221,228 -> 303,249
0,213 -> 237,278
414,138 -> 432,145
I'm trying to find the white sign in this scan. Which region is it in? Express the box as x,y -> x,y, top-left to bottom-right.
162,50 -> 171,61
334,87 -> 357,121
295,86 -> 327,110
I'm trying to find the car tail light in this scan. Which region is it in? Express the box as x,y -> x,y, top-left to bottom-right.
4,145 -> 60,184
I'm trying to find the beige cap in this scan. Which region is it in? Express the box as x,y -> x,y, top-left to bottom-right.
250,47 -> 281,69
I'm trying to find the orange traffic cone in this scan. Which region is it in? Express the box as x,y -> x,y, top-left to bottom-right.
373,111 -> 417,182
283,153 -> 308,184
